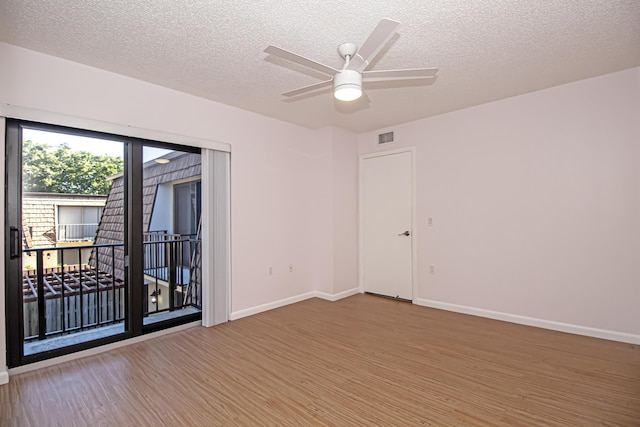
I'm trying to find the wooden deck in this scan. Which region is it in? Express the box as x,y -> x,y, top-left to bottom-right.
1,294 -> 638,426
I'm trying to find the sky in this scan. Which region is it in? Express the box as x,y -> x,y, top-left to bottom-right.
23,128 -> 171,161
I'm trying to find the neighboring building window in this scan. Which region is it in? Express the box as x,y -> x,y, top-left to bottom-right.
57,206 -> 103,241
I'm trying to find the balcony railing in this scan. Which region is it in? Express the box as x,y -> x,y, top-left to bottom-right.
22,243 -> 125,341
57,223 -> 99,242
22,234 -> 201,342
143,231 -> 201,316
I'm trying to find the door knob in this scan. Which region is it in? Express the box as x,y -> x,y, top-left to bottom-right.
398,231 -> 410,236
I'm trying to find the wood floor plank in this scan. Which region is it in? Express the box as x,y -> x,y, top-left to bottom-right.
1,294 -> 639,426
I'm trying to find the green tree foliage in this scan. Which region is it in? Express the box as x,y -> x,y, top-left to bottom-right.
22,140 -> 123,195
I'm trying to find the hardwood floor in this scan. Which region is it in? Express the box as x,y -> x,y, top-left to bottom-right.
1,294 -> 639,426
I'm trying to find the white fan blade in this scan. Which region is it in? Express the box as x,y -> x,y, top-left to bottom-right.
282,79 -> 333,97
265,45 -> 337,76
364,76 -> 437,85
349,18 -> 400,71
363,68 -> 438,81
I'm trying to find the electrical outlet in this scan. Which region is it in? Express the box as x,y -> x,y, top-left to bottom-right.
268,266 -> 273,275
289,264 -> 293,272
429,265 -> 435,274
428,217 -> 433,226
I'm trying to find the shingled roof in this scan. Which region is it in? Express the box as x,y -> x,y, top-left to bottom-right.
92,152 -> 201,281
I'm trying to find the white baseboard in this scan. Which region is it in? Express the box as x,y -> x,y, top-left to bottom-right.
230,292 -> 317,320
8,321 -> 201,377
314,288 -> 360,302
416,298 -> 640,345
0,368 -> 8,385
229,289 -> 361,321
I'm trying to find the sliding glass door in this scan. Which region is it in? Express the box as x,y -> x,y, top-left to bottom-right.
4,119 -> 202,367
141,145 -> 202,327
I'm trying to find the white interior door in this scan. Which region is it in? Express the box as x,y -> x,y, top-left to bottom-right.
361,150 -> 413,300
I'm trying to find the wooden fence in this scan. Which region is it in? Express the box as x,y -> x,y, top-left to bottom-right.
24,288 -> 125,339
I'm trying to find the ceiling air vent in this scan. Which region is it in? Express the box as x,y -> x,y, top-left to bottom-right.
378,131 -> 395,144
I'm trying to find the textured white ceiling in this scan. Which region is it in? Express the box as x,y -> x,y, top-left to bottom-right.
1,1 -> 639,132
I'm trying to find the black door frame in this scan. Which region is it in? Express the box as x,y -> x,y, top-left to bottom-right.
4,119 -> 201,367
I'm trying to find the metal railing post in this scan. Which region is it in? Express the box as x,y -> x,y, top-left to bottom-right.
36,250 -> 47,340
111,245 -> 117,322
168,239 -> 176,311
60,249 -> 66,334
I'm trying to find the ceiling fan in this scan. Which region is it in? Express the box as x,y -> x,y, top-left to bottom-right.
264,19 -> 438,102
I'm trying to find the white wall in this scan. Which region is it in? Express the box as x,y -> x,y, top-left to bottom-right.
309,126 -> 360,298
330,127 -> 359,295
359,67 -> 640,339
148,183 -> 172,233
0,42 -> 354,375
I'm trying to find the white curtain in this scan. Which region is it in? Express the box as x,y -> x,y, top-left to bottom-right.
201,148 -> 231,327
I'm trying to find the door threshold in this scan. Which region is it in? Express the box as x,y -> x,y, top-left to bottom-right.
9,320 -> 201,377
24,323 -> 125,356
365,292 -> 412,303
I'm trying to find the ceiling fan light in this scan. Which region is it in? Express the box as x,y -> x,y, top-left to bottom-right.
334,70 -> 362,101
334,85 -> 362,101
